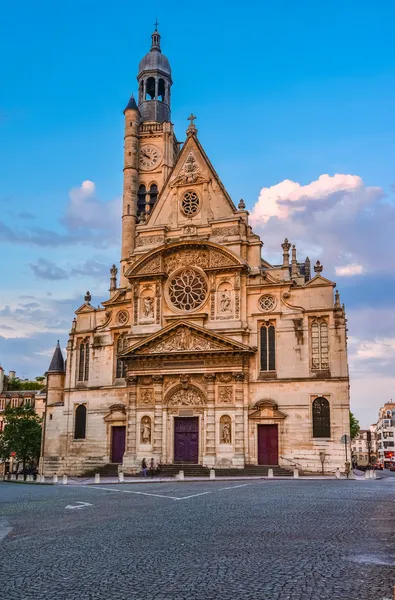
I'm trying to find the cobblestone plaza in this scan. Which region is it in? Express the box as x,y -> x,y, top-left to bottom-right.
1,479 -> 394,599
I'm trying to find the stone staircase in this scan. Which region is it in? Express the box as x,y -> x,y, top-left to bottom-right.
84,463 -> 120,477
158,463 -> 210,477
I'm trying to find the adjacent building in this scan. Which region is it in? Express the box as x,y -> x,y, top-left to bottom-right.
41,28 -> 351,477
376,403 -> 395,467
351,426 -> 377,467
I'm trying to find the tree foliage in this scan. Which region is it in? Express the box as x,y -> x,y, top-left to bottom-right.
5,377 -> 43,391
350,411 -> 360,440
0,406 -> 42,469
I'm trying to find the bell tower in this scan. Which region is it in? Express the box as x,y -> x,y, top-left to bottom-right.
120,27 -> 178,286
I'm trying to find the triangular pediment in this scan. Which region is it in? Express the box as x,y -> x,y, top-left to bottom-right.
121,320 -> 254,357
144,133 -> 238,229
75,303 -> 95,315
304,274 -> 336,287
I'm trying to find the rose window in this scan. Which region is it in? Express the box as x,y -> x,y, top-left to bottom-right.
181,191 -> 200,216
168,269 -> 208,312
259,294 -> 276,312
117,310 -> 129,325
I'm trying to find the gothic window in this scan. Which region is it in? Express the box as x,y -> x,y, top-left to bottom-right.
148,184 -> 158,211
116,335 -> 127,379
312,397 -> 331,438
78,340 -> 89,382
311,319 -> 329,370
260,323 -> 276,371
145,77 -> 156,100
137,185 -> 147,216
168,269 -> 208,312
158,78 -> 165,102
74,404 -> 87,439
181,191 -> 200,216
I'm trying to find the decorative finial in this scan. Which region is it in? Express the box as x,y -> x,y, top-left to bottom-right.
84,291 -> 92,304
186,113 -> 198,136
334,289 -> 341,309
238,199 -> 246,210
154,17 -> 159,31
291,245 -> 299,279
314,260 -> 323,273
304,257 -> 311,282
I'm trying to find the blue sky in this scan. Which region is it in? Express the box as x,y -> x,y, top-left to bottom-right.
1,0 -> 395,426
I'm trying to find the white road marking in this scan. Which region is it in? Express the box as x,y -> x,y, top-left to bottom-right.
65,501 -> 93,510
0,518 -> 12,542
219,484 -> 249,491
123,490 -> 179,500
89,486 -> 122,492
175,492 -> 212,501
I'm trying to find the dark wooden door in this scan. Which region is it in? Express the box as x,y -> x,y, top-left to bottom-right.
111,426 -> 126,463
174,417 -> 199,463
258,424 -> 278,465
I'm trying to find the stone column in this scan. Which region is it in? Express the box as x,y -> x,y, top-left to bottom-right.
153,375 -> 163,460
123,376 -> 137,470
233,372 -> 246,468
204,374 -> 216,467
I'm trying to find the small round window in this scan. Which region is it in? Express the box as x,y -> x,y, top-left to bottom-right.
181,191 -> 200,216
259,294 -> 276,312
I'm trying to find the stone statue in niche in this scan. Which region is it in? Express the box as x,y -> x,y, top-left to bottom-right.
141,417 -> 151,444
220,290 -> 231,312
142,297 -> 154,319
221,420 -> 231,444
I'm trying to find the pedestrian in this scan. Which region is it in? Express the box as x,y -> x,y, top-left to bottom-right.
141,458 -> 148,478
149,458 -> 155,478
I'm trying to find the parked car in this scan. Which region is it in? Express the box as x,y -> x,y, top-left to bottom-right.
372,463 -> 383,470
388,464 -> 395,472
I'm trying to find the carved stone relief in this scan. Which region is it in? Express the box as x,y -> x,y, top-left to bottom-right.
168,387 -> 205,407
136,235 -> 165,247
140,327 -> 226,354
211,225 -> 239,239
170,152 -> 208,186
164,250 -> 209,273
218,386 -> 233,404
139,388 -> 154,405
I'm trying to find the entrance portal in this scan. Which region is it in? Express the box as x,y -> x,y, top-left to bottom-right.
174,417 -> 198,463
258,424 -> 278,465
111,426 -> 126,463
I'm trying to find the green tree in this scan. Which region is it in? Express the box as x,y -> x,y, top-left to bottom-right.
6,377 -> 43,391
350,411 -> 360,440
0,406 -> 42,477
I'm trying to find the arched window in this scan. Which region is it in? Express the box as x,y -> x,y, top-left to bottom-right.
78,340 -> 89,382
137,184 -> 147,216
148,184 -> 158,211
74,404 -> 87,439
311,319 -> 329,370
260,323 -> 276,371
139,80 -> 144,104
145,77 -> 156,100
158,78 -> 165,102
116,335 -> 126,379
312,397 -> 331,438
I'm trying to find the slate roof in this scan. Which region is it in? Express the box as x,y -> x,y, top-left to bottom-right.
48,341 -> 65,373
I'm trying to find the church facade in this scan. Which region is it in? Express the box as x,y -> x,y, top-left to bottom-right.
41,29 -> 350,476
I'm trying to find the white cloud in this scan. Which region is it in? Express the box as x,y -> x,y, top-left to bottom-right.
335,264 -> 364,276
250,173 -> 388,274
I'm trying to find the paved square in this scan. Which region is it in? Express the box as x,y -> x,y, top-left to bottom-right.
1,479 -> 395,599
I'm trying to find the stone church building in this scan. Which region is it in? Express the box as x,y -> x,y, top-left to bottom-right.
41,29 -> 350,476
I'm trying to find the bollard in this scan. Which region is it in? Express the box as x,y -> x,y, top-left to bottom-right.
53,474 -> 58,484
293,468 -> 299,479
10,474 -> 16,481
178,470 -> 184,480
268,468 -> 274,478
26,475 -> 33,482
62,474 -> 68,485
94,473 -> 100,484
209,469 -> 215,480
364,470 -> 370,479
118,472 -> 124,483
39,474 -> 45,483
335,469 -> 341,479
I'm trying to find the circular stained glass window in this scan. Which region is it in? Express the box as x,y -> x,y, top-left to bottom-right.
259,295 -> 276,312
168,268 -> 208,312
181,191 -> 200,216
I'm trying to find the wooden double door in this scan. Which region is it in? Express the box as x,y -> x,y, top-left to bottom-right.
174,417 -> 199,463
258,424 -> 278,465
111,426 -> 126,463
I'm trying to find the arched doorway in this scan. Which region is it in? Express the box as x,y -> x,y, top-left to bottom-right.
166,385 -> 206,464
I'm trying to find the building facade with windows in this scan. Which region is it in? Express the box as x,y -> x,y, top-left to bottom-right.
41,29 -> 350,476
351,427 -> 377,467
375,403 -> 395,467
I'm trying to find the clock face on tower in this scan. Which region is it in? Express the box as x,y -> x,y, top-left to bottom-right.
139,144 -> 162,170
